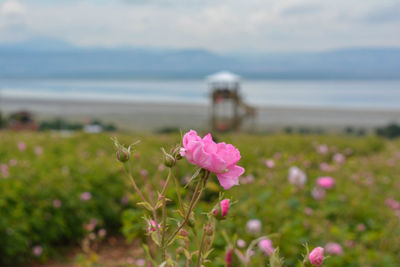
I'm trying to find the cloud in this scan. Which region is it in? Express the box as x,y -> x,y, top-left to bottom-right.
0,0 -> 399,52
280,3 -> 322,17
364,2 -> 400,23
0,0 -> 26,16
0,1 -> 29,41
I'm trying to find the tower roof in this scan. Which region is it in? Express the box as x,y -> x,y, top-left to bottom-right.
207,71 -> 240,84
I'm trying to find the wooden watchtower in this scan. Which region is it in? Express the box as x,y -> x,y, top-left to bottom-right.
208,71 -> 256,132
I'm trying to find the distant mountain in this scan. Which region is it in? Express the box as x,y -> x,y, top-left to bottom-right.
0,37 -> 399,79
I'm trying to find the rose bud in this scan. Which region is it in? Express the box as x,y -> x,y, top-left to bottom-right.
116,147 -> 130,162
213,199 -> 230,220
146,220 -> 160,234
309,247 -> 324,267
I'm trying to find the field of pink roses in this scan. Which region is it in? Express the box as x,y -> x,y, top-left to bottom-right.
1,130 -> 400,266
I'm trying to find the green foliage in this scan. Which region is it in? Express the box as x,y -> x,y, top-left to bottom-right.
376,123 -> 400,139
1,131 -> 400,266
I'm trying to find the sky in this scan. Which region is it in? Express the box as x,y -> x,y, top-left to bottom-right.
0,0 -> 399,53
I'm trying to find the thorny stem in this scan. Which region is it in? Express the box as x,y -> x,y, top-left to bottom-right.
196,226 -> 207,267
146,184 -> 162,249
166,170 -> 210,245
124,163 -> 162,244
173,170 -> 185,215
161,169 -> 173,261
123,163 -> 149,207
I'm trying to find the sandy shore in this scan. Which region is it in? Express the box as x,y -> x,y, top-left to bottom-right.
2,96 -> 400,131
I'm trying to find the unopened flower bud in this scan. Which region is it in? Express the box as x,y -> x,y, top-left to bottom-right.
205,223 -> 214,236
146,220 -> 160,234
213,199 -> 230,220
116,147 -> 130,162
164,153 -> 176,167
112,137 -> 138,163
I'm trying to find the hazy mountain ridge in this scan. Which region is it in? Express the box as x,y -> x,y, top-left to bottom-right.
0,38 -> 399,79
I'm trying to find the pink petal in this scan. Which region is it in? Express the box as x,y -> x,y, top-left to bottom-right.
216,165 -> 244,190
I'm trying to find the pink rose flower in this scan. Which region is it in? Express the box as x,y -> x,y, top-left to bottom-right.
265,159 -> 275,168
312,187 -> 326,200
258,238 -> 274,256
333,153 -> 345,164
288,166 -> 307,186
53,199 -> 62,208
181,130 -> 244,190
325,242 -> 343,255
32,245 -> 43,256
18,141 -> 27,151
309,247 -> 324,266
237,239 -> 246,248
246,219 -> 262,235
98,228 -> 107,238
317,144 -> 328,155
1,164 -> 9,178
213,199 -> 230,219
317,177 -> 335,189
80,192 -> 92,201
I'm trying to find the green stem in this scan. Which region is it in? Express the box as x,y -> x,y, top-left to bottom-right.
124,163 -> 149,206
196,226 -> 207,267
161,169 -> 172,261
173,170 -> 185,215
166,170 -> 210,245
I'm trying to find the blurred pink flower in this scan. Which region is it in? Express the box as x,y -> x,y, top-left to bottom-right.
309,247 -> 324,266
136,259 -> 146,266
241,174 -> 254,185
34,146 -> 43,155
237,239 -> 246,248
121,195 -> 129,205
9,159 -> 17,166
333,153 -> 345,164
98,228 -> 107,238
32,245 -> 43,256
317,177 -> 335,189
265,159 -> 275,168
126,257 -> 135,264
273,152 -> 281,159
1,164 -> 9,178
305,207 -> 313,215
320,162 -> 334,172
53,199 -> 62,208
18,141 -> 27,151
225,248 -> 233,267
356,223 -> 366,232
288,166 -> 307,186
158,164 -> 165,171
258,238 -> 274,256
181,130 -> 245,190
312,187 -> 326,200
325,242 -> 343,255
345,148 -> 353,155
386,198 -> 400,210
140,169 -> 148,178
317,144 -> 328,155
213,199 -> 230,219
80,192 -> 92,201
246,219 -> 262,235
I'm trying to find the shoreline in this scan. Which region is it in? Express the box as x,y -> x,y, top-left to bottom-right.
2,96 -> 400,131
